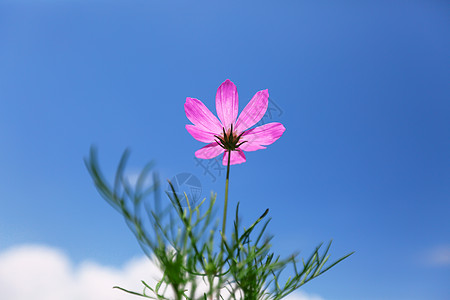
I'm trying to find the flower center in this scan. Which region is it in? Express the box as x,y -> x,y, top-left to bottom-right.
214,124 -> 247,151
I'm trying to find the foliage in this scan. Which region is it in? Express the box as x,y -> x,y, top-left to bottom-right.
85,147 -> 353,300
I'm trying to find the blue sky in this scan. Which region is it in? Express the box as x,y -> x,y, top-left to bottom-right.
0,1 -> 449,299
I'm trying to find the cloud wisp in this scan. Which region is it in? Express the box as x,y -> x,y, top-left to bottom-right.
0,244 -> 324,300
421,244 -> 450,267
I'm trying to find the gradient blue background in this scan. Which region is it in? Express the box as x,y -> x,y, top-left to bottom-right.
1,1 -> 449,299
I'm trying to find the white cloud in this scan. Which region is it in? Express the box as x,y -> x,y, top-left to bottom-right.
0,244 -> 324,300
284,291 -> 325,300
0,245 -> 160,300
422,244 -> 450,267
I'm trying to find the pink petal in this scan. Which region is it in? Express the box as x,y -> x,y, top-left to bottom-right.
222,149 -> 246,165
185,97 -> 222,132
195,143 -> 224,159
186,125 -> 217,143
239,143 -> 267,152
241,122 -> 286,147
235,89 -> 269,133
216,79 -> 238,130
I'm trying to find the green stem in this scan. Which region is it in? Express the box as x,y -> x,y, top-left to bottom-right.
222,149 -> 231,235
217,150 -> 231,299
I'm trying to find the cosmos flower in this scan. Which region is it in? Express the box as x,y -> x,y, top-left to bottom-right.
185,79 -> 285,165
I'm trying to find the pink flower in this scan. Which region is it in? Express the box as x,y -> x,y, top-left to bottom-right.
185,79 -> 286,165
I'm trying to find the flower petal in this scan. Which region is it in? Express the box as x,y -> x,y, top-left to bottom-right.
235,89 -> 269,133
239,143 -> 267,152
241,122 -> 286,147
216,79 -> 238,130
185,97 -> 222,132
186,125 -> 217,143
222,149 -> 246,165
195,143 -> 224,159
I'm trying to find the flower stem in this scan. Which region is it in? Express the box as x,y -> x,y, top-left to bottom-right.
222,150 -> 231,236
217,150 -> 231,299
